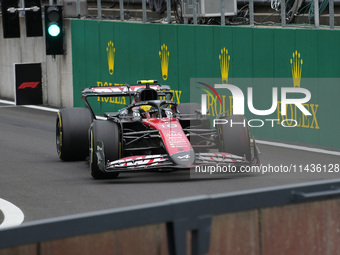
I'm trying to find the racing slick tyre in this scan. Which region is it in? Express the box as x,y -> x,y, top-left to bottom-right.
90,120 -> 120,179
56,108 -> 93,161
216,115 -> 251,161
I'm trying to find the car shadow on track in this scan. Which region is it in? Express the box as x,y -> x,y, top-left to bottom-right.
95,170 -> 257,184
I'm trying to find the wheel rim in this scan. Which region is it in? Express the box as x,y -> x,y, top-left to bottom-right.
56,116 -> 62,157
90,128 -> 94,165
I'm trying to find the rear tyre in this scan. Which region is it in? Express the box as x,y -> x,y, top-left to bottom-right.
216,115 -> 251,161
177,103 -> 210,149
177,103 -> 202,115
56,108 -> 92,161
90,120 -> 120,179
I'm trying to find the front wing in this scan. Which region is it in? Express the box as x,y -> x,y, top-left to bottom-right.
95,142 -> 259,173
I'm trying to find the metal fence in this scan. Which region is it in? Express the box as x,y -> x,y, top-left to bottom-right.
6,0 -> 337,29
80,0 -> 338,29
1,178 -> 340,255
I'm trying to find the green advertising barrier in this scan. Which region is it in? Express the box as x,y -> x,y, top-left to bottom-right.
71,20 -> 340,149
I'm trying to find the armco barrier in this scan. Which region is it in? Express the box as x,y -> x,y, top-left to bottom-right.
71,20 -> 340,149
1,179 -> 340,255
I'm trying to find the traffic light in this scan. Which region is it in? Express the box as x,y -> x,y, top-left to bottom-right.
45,5 -> 64,55
25,0 -> 43,37
1,0 -> 20,38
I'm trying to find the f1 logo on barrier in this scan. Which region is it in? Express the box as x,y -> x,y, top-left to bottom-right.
15,63 -> 42,105
18,82 -> 40,89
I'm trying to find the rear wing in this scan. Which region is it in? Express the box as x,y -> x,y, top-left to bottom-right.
81,84 -> 172,98
81,81 -> 173,119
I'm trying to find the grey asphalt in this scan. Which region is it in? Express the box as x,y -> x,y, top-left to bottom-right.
0,104 -> 339,223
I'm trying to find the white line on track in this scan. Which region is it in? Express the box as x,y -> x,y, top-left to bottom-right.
1,99 -> 340,157
256,140 -> 340,156
0,198 -> 24,229
0,99 -> 59,112
0,100 -> 16,106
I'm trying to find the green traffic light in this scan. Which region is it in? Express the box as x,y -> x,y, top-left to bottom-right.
48,24 -> 60,37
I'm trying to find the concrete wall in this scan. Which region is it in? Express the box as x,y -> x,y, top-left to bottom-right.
1,198 -> 339,255
0,17 -> 73,108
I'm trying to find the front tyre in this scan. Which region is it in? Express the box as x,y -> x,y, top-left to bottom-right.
90,120 -> 120,179
56,108 -> 92,161
216,115 -> 251,161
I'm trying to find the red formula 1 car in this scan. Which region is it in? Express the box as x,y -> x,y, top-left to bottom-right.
56,80 -> 260,179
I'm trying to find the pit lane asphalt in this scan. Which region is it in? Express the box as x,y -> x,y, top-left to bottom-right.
0,103 -> 339,223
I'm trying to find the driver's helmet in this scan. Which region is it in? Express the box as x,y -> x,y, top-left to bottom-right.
139,105 -> 158,118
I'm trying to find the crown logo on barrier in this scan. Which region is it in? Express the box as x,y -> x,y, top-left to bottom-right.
290,51 -> 303,87
219,47 -> 231,84
159,44 -> 169,81
106,41 -> 116,75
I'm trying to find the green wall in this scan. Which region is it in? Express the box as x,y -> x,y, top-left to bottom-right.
71,20 -> 340,149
